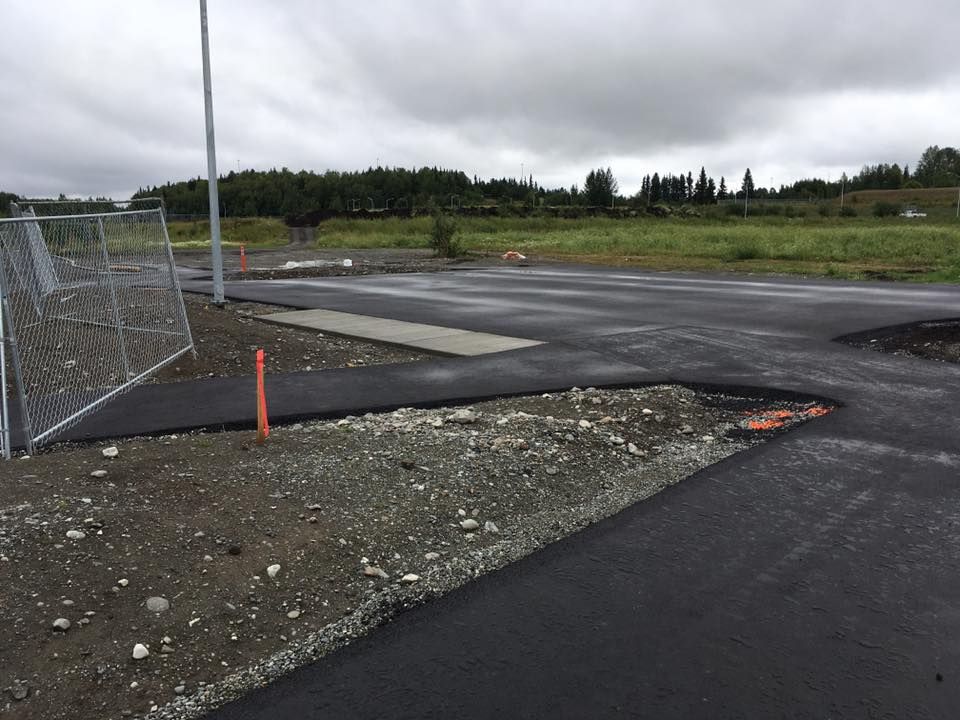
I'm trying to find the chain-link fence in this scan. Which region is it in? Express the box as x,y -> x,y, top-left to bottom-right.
0,203 -> 193,457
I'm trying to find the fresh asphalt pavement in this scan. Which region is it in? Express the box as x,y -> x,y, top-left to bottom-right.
97,266 -> 960,717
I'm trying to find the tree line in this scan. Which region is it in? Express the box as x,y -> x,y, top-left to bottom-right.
1,145 -> 955,218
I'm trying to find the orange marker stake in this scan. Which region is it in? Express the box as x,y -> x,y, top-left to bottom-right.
256,349 -> 269,443
240,244 -> 247,273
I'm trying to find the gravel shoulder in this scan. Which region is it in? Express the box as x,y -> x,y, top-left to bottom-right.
837,318 -> 960,364
173,247 -> 540,281
0,386 -> 832,719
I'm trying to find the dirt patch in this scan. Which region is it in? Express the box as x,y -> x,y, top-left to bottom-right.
839,318 -> 960,364
0,386 -> 832,720
152,293 -> 428,383
174,248 -> 457,280
173,247 -> 539,281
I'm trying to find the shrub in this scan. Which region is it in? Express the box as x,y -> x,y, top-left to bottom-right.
817,203 -> 831,217
872,201 -> 899,218
725,240 -> 765,261
839,206 -> 857,217
646,203 -> 672,217
722,203 -> 742,216
429,212 -> 463,257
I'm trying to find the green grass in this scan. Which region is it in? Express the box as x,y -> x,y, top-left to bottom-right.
312,214 -> 960,282
169,213 -> 960,283
167,217 -> 287,248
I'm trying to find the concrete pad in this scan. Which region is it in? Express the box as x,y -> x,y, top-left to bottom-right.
257,308 -> 544,357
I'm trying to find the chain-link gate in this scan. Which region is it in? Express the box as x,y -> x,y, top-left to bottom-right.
0,202 -> 194,457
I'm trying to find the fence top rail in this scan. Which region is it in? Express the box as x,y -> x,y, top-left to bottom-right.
16,197 -> 163,205
0,208 -> 163,224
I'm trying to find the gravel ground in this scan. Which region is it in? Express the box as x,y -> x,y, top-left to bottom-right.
0,386 -> 832,720
152,293 -> 428,383
839,318 -> 960,364
173,247 -> 536,281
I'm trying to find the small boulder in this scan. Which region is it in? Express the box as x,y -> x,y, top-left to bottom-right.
132,643 -> 149,660
446,409 -> 478,424
146,596 -> 170,613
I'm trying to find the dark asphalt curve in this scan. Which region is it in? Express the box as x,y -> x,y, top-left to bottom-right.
105,267 -> 960,717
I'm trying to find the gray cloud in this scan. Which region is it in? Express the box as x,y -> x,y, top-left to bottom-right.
1,0 -> 958,198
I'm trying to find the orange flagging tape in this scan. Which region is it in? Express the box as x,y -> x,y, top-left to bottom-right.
804,406 -> 832,417
256,349 -> 269,443
240,245 -> 247,273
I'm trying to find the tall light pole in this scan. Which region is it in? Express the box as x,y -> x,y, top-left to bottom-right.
199,0 -> 225,305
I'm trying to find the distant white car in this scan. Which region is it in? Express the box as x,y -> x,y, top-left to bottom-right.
899,208 -> 927,218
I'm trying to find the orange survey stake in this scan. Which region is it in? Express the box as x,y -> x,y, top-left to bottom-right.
240,244 -> 247,273
256,349 -> 269,443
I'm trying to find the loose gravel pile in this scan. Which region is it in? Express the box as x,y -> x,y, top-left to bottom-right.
840,318 -> 960,364
0,385 -> 830,719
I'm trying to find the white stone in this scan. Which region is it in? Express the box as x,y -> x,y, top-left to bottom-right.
642,408 -> 654,415
286,609 -> 301,619
446,409 -> 478,424
146,596 -> 170,613
90,470 -> 108,478
101,446 -> 119,459
578,419 -> 593,429
401,574 -> 420,583
66,530 -> 86,540
363,565 -> 388,579
459,518 -> 480,531
53,618 -> 71,632
266,564 -> 281,579
424,552 -> 440,561
484,521 -> 500,534
608,435 -> 625,446
132,643 -> 150,660
118,578 -> 129,587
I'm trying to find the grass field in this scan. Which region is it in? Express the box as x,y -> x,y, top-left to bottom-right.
840,187 -> 960,212
167,217 -> 288,248
170,212 -> 960,283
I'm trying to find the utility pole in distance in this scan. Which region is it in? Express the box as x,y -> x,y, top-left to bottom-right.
199,0 -> 225,305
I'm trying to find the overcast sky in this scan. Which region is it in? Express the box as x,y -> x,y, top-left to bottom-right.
2,0 -> 958,198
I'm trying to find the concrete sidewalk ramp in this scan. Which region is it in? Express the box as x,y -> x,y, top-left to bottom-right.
257,308 -> 544,356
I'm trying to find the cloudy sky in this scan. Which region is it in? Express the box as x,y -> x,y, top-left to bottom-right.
2,0 -> 958,199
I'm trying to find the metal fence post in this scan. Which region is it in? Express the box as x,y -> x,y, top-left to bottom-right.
159,209 -> 196,356
0,251 -> 34,456
0,264 -> 9,460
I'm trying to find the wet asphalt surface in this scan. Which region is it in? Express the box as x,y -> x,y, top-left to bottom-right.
84,266 -> 960,717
